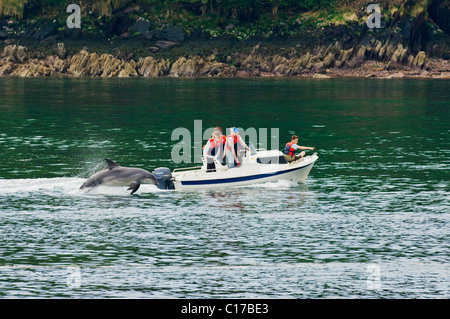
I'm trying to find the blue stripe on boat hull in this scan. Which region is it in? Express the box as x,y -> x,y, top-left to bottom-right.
180,162 -> 314,186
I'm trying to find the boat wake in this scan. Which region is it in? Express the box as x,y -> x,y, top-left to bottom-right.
0,177 -> 160,197
0,175 -> 308,198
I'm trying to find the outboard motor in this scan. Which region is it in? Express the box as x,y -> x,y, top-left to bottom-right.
152,167 -> 175,190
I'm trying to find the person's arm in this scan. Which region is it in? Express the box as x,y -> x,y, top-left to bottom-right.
213,141 -> 220,159
203,141 -> 211,158
292,144 -> 315,151
298,145 -> 315,151
238,136 -> 250,151
228,137 -> 239,163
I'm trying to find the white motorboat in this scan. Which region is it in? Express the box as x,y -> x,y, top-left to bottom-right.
152,146 -> 318,190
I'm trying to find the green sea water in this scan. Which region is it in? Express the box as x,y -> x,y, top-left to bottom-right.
0,77 -> 449,298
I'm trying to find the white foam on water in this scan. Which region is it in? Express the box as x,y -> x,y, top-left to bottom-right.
0,178 -> 83,196
83,184 -> 160,196
243,179 -> 301,189
0,178 -> 160,197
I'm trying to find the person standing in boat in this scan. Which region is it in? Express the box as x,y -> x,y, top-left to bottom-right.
284,135 -> 315,162
214,126 -> 227,165
203,131 -> 221,172
225,127 -> 250,168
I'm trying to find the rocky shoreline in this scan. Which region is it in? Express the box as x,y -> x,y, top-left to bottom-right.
1,0 -> 449,79
1,41 -> 449,79
1,0 -> 450,79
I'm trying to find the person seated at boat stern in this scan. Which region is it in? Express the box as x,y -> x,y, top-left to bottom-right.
203,131 -> 221,172
225,127 -> 250,168
284,135 -> 315,162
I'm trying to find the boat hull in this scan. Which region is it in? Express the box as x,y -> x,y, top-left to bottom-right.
172,154 -> 318,190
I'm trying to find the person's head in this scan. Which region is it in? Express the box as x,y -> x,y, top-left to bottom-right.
212,131 -> 220,140
214,126 -> 223,135
229,127 -> 236,135
233,127 -> 239,135
291,135 -> 299,143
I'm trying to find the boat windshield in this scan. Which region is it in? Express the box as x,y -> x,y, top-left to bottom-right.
248,143 -> 258,156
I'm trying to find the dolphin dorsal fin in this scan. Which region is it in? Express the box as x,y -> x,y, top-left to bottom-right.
105,158 -> 120,170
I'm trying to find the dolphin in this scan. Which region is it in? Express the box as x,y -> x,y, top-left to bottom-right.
80,158 -> 158,194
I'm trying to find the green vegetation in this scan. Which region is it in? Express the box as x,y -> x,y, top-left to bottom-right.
0,0 -> 448,44
0,0 -> 358,40
1,0 -> 340,18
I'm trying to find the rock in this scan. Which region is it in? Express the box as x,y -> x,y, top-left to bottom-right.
385,43 -> 397,61
306,55 -> 319,69
159,26 -> 185,42
406,54 -> 415,67
201,60 -> 236,77
390,44 -> 407,64
11,60 -> 54,77
313,73 -> 331,79
331,41 -> 342,55
0,30 -> 7,39
46,55 -> 68,73
356,45 -> 367,59
98,54 -> 122,77
118,61 -> 138,77
413,51 -> 426,69
133,17 -> 150,34
41,35 -> 60,43
372,40 -> 383,58
30,20 -> 59,40
346,45 -> 366,68
386,72 -> 405,78
63,28 -> 82,40
432,72 -> 450,79
378,43 -> 387,60
136,57 -> 170,77
298,52 -> 312,68
334,60 -> 344,68
322,52 -> 336,68
0,61 -> 15,76
155,40 -> 178,49
133,17 -> 153,39
313,61 -> 325,70
68,50 -> 133,77
272,55 -> 291,75
2,45 -> 28,63
169,56 -> 235,77
67,49 -> 91,76
339,48 -> 354,63
169,56 -> 202,77
148,46 -> 159,53
56,42 -> 67,58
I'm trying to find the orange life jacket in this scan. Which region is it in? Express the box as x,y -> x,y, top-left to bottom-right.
207,138 -> 219,156
284,141 -> 296,157
225,134 -> 240,152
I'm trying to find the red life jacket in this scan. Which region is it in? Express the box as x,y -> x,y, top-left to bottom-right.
207,138 -> 218,156
220,135 -> 226,147
284,141 -> 296,157
226,134 -> 240,151
217,135 -> 226,153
